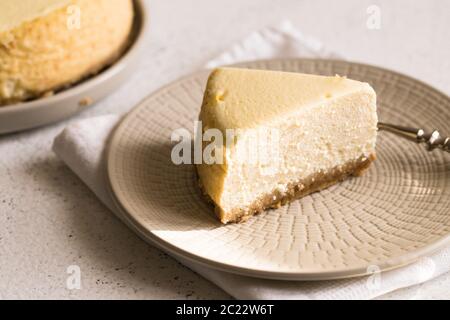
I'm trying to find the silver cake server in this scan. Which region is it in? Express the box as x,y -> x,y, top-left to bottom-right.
378,122 -> 450,153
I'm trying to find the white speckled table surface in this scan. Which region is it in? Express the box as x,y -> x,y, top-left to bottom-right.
1,0 -> 449,300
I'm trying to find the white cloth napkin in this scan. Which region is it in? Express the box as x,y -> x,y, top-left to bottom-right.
53,21 -> 450,299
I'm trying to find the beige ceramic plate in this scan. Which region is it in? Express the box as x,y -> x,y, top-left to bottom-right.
107,59 -> 450,280
0,0 -> 147,134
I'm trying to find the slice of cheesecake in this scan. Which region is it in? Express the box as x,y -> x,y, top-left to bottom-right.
196,67 -> 378,224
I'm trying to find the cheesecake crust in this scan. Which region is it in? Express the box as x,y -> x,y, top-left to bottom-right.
198,154 -> 376,224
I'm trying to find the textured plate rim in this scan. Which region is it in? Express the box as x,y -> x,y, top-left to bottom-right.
106,58 -> 450,281
0,0 -> 148,114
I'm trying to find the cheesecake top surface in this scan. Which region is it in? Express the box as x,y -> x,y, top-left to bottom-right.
200,67 -> 375,131
0,0 -> 70,33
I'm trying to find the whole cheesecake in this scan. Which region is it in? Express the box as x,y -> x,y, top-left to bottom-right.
197,68 -> 378,224
0,0 -> 134,106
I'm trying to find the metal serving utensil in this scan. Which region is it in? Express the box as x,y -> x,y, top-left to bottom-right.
378,122 -> 450,153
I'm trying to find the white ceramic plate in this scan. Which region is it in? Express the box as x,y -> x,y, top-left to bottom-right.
0,0 -> 147,134
107,59 -> 450,280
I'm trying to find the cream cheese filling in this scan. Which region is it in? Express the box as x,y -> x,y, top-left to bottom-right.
217,89 -> 378,213
0,0 -> 71,33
